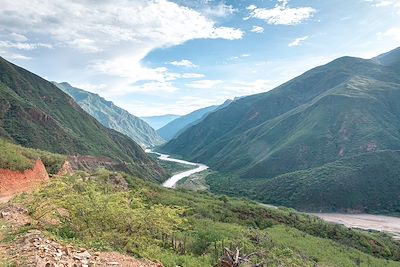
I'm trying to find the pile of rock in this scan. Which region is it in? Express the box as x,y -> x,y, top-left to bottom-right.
6,230 -> 162,267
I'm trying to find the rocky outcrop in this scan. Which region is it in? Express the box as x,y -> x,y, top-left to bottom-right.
0,159 -> 49,202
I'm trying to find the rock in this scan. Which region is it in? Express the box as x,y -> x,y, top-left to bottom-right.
76,250 -> 92,259
107,262 -> 121,266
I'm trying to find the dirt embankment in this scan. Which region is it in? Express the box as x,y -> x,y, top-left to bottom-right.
0,160 -> 49,203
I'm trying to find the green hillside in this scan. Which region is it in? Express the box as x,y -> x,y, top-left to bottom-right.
162,48 -> 400,212
5,168 -> 400,266
0,57 -> 165,181
55,82 -> 164,147
207,150 -> 400,213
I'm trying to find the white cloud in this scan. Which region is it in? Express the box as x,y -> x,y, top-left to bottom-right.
250,26 -> 264,33
288,36 -> 309,47
0,0 -> 243,53
181,73 -> 205,78
228,54 -> 250,61
129,81 -> 178,94
170,59 -> 198,68
247,5 -> 257,10
0,41 -> 52,50
201,3 -> 236,18
0,0 -> 244,97
246,1 -> 316,25
69,39 -> 102,53
185,80 -> 224,89
222,79 -> 275,95
77,80 -> 178,97
0,51 -> 32,60
118,96 -> 227,117
379,28 -> 400,42
367,0 -> 400,13
10,33 -> 28,42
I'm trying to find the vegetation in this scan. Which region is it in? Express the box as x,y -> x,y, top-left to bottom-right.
55,82 -> 164,147
207,150 -> 400,213
162,48 -> 400,212
0,57 -> 165,180
0,139 -> 65,174
10,170 -> 400,266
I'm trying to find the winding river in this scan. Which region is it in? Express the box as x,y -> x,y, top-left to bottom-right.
146,150 -> 209,188
147,150 -> 400,239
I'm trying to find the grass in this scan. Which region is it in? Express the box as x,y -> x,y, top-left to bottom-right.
0,139 -> 66,174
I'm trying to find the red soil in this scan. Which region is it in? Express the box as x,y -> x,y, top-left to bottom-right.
0,159 -> 49,203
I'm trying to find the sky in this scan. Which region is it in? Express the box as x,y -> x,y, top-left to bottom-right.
0,0 -> 399,116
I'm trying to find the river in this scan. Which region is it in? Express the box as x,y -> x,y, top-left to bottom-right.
148,150 -> 400,239
146,150 -> 209,188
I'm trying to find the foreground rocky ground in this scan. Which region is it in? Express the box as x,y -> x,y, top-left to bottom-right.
0,205 -> 162,267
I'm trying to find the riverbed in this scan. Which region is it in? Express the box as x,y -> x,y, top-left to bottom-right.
310,213 -> 400,240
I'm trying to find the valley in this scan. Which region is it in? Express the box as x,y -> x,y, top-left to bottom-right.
153,151 -> 400,243
0,1 -> 399,264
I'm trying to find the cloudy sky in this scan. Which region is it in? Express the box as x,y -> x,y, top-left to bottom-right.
0,0 -> 399,116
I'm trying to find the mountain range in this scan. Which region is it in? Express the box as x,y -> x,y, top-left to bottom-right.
141,114 -> 180,130
0,57 -> 164,181
162,47 -> 400,213
157,100 -> 232,141
54,82 -> 164,147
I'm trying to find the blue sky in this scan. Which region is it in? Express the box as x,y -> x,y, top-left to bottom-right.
0,0 -> 399,116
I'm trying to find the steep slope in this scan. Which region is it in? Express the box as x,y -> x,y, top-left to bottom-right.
54,82 -> 164,147
141,114 -> 180,130
163,47 -> 400,212
0,57 -> 164,181
374,47 -> 400,71
158,100 -> 232,141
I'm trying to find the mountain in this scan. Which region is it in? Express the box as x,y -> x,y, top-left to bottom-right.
0,57 -> 164,181
54,82 -> 164,147
162,47 -> 400,213
141,114 -> 180,130
157,100 -> 232,141
374,47 -> 400,72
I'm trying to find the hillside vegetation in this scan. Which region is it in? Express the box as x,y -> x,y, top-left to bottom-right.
5,169 -> 400,267
55,82 -> 164,147
0,139 -> 65,175
0,57 -> 165,181
162,47 -> 400,212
